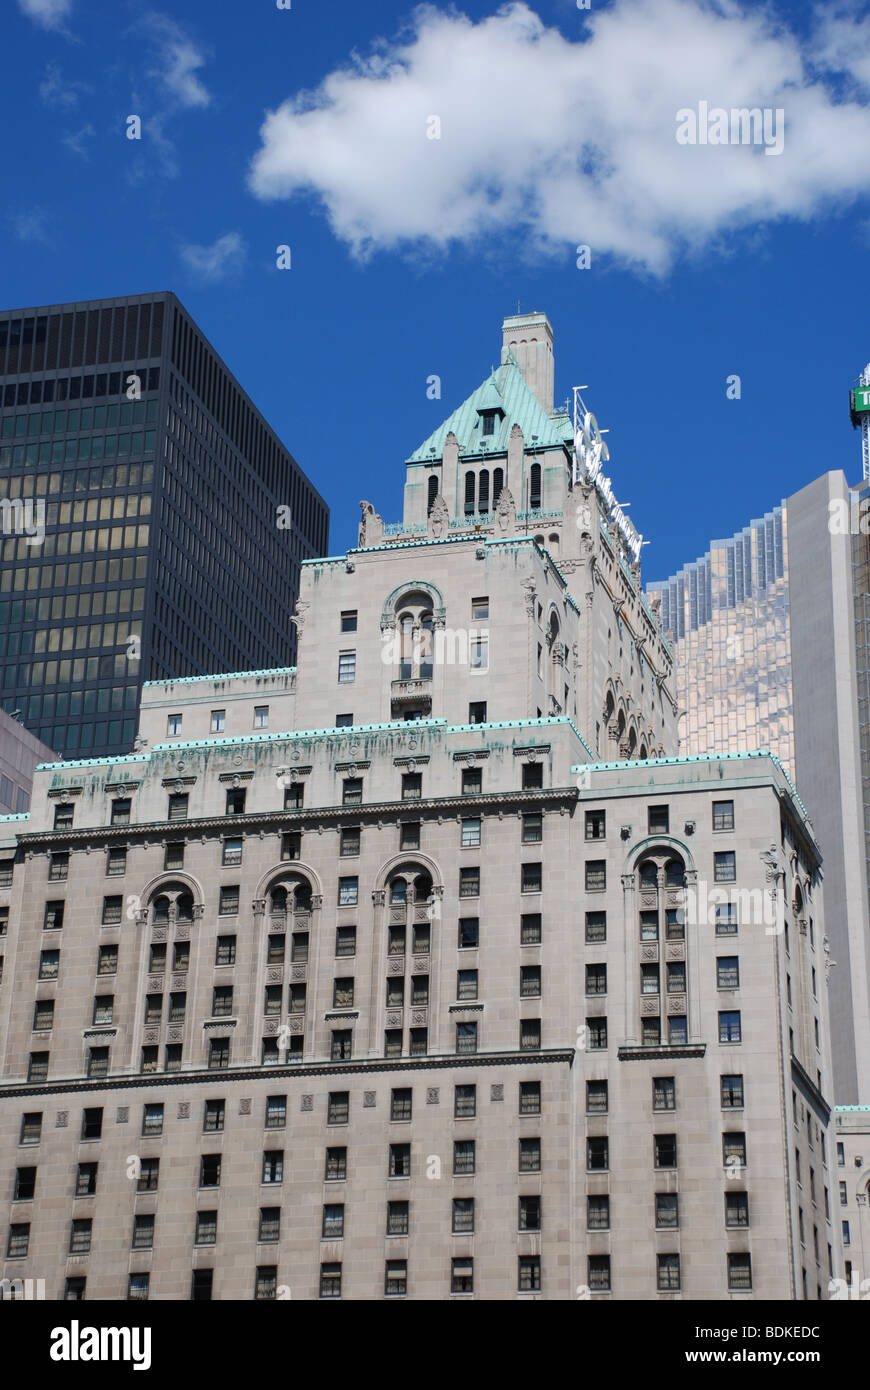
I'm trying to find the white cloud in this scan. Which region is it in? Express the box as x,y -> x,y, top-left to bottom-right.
144,12 -> 211,109
39,62 -> 89,108
180,232 -> 246,280
247,0 -> 870,272
17,0 -> 71,30
62,124 -> 95,159
8,207 -> 54,248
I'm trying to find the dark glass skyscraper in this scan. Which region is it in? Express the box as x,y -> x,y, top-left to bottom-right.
0,292 -> 328,759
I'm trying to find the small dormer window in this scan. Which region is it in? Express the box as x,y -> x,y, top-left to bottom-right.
481,411 -> 497,437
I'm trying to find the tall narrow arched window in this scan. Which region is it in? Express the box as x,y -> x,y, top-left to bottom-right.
478,470 -> 490,515
399,614 -> 414,679
548,531 -> 560,556
427,475 -> 438,515
464,472 -> 475,515
493,468 -> 504,506
419,612 -> 434,679
529,463 -> 541,510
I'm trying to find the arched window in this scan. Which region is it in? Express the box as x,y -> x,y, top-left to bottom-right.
665,859 -> 685,888
639,743 -> 648,761
493,468 -> 504,506
464,471 -> 475,516
395,594 -> 435,681
548,531 -> 560,556
270,886 -> 288,915
478,469 -> 490,515
639,860 -> 658,888
413,872 -> 432,902
419,613 -> 433,680
427,475 -> 438,515
390,878 -> 407,905
177,893 -> 193,922
152,895 -> 170,925
627,727 -> 638,759
399,613 -> 414,680
529,463 -> 541,510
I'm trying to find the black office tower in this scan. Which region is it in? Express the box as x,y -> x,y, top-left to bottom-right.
0,293 -> 328,759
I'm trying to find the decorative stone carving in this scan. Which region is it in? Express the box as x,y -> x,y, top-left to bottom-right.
151,927 -> 166,942
363,1091 -> 376,1108
287,1017 -> 303,1034
116,1107 -> 129,1123
412,956 -> 429,973
411,1009 -> 428,1026
175,924 -> 189,941
290,599 -> 310,632
301,1095 -> 313,1112
239,1098 -> 252,1115
668,995 -> 687,1014
252,899 -> 266,916
172,974 -> 186,990
490,1083 -> 504,1102
143,1028 -> 159,1044
177,1102 -> 190,1119
388,958 -> 405,974
372,889 -> 386,907
269,967 -> 286,983
522,577 -> 537,617
494,486 -> 516,536
641,998 -> 660,1015
263,1020 -> 279,1035
426,1087 -> 440,1105
147,976 -> 163,991
428,494 -> 449,539
385,1011 -> 403,1027
310,895 -> 323,911
358,500 -> 384,547
167,1026 -> 183,1042
641,945 -> 658,961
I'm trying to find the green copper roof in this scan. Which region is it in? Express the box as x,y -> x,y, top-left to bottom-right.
406,358 -> 572,464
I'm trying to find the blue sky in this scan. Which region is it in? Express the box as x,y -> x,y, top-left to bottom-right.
5,0 -> 870,580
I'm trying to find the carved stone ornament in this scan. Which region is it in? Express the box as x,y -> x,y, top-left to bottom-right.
268,967 -> 285,983
175,924 -> 189,941
668,996 -> 687,1015
388,958 -> 405,974
490,1084 -> 504,1102
239,1098 -> 252,1115
167,1026 -> 183,1042
358,500 -> 384,547
290,599 -> 310,632
428,493 -> 449,540
177,1102 -> 190,1119
151,927 -> 167,942
301,1095 -> 313,1112
494,487 -> 516,536
641,998 -> 660,1015
56,1111 -> 68,1128
363,1091 -> 376,1108
385,1011 -> 403,1027
287,1017 -> 303,1034
427,1087 -> 440,1105
116,1107 -> 129,1123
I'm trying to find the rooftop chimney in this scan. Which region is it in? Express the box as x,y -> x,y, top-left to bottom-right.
501,311 -> 554,412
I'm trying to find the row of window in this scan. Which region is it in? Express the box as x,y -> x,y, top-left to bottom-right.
33,1251 -> 758,1300
1,398 -> 158,441
17,1084 -> 545,1145
584,802 -> 736,839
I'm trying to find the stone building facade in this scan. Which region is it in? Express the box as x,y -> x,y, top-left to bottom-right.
0,314 -> 841,1300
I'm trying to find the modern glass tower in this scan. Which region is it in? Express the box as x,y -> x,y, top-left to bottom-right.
0,293 -> 328,759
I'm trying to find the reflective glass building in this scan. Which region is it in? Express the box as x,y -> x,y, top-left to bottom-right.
0,293 -> 328,759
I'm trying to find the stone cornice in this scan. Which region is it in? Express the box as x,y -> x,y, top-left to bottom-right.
791,1055 -> 831,1125
0,1048 -> 575,1099
16,789 -> 580,846
617,1043 -> 707,1061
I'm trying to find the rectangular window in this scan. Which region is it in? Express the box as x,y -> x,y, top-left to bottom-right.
54,803 -> 75,829
725,1192 -> 749,1228
328,1091 -> 350,1125
283,784 -> 304,810
48,852 -> 69,882
455,1021 -> 478,1054
521,762 -> 543,790
454,1084 -> 476,1119
7,1224 -> 30,1258
92,995 -> 114,1025
39,949 -> 60,980
713,800 -> 735,831
657,1254 -> 680,1291
212,986 -> 233,1018
668,1016 -> 688,1045
459,866 -> 479,898
163,841 -> 185,871
451,1259 -> 474,1294
461,767 -> 482,795
195,1210 -> 217,1246
519,1138 -> 542,1173
101,895 -> 122,925
168,793 -> 188,820
225,788 -> 246,816
521,861 -> 542,894
167,714 -> 182,736
210,710 -> 226,733
469,635 -> 488,672
585,860 -> 606,891
723,1132 -> 746,1167
665,908 -> 685,941
386,1200 -> 409,1235
389,1143 -> 411,1178
727,1252 -> 752,1291
340,826 -> 360,857
325,1147 -> 347,1181
281,832 -> 301,860
453,1140 -> 475,1176
137,1158 -> 159,1193
216,934 -> 236,966
342,778 -> 362,806
132,1215 -> 154,1250
656,1193 -> 679,1229
588,1256 -> 610,1292
522,812 -> 543,844
468,700 -> 487,724
258,1207 -> 280,1243
14,1167 -> 37,1201
721,1074 -> 744,1108
587,1136 -> 609,1172
401,772 -> 422,800
585,809 -> 606,841
648,805 -> 669,834
654,1134 -> 677,1168
666,961 -> 686,994
519,1080 -> 541,1116
461,817 -> 481,847
208,1038 -> 230,1070
265,1095 -> 287,1129
341,610 -> 358,632
456,969 -> 478,1001
33,1000 -> 54,1031
585,963 -> 607,996
400,821 -> 420,850
338,651 -> 356,683
586,1080 -> 608,1114
714,851 -> 736,883
521,912 -> 542,945
715,903 -> 738,935
521,964 -> 542,998
458,917 -> 479,949
337,877 -> 358,906
717,956 -> 740,989
587,1016 -> 607,1050
518,1195 -> 541,1232
585,911 -> 606,943
653,1077 -> 676,1110
254,706 -> 269,729
222,837 -> 242,867
719,1010 -> 742,1043
203,1099 -> 225,1133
